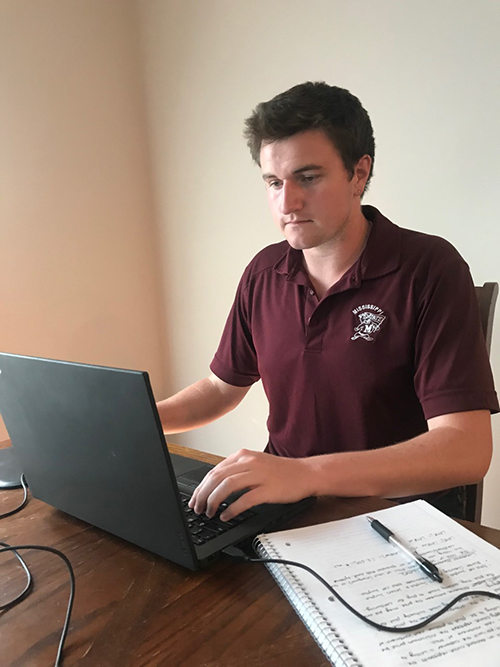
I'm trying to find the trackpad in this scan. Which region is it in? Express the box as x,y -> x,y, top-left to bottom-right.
176,460 -> 249,506
170,452 -> 213,476
176,463 -> 214,489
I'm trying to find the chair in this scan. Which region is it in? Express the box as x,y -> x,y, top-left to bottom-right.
462,282 -> 499,522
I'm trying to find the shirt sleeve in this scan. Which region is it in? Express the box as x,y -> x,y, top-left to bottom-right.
413,251 -> 499,419
210,272 -> 261,387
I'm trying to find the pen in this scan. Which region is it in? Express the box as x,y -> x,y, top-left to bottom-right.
367,516 -> 443,583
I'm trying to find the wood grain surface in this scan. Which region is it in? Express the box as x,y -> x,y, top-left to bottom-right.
0,441 -> 499,667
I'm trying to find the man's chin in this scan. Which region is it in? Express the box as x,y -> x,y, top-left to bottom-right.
284,236 -> 318,251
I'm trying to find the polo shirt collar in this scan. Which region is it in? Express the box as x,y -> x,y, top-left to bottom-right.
273,242 -> 310,286
273,205 -> 401,287
359,205 -> 401,280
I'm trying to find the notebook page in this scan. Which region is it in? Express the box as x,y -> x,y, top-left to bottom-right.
258,501 -> 500,667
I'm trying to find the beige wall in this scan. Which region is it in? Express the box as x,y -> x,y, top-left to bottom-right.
0,0 -> 166,444
2,1 -> 499,526
137,0 -> 500,527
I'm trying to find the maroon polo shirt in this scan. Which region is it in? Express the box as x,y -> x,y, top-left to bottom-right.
210,206 -> 498,460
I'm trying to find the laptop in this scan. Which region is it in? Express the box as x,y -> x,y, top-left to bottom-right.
0,352 -> 313,570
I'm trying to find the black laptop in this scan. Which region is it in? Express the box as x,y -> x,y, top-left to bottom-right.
0,352 -> 313,570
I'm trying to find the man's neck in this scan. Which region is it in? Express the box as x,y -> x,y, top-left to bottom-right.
303,213 -> 370,299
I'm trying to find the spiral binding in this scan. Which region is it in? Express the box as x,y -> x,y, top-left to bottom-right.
254,535 -> 363,667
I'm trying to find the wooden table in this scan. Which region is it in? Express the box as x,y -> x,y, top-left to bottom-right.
1,442 -> 500,667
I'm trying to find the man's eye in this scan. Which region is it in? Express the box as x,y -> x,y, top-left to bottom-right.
301,174 -> 317,183
268,180 -> 282,189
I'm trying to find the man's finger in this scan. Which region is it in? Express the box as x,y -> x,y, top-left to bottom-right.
204,471 -> 253,517
189,463 -> 252,514
219,487 -> 263,521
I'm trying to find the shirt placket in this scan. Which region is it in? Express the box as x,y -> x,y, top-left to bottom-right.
304,289 -> 325,353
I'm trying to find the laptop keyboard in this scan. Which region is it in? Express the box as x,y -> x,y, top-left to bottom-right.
180,494 -> 255,546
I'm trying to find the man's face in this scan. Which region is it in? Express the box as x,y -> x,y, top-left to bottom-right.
260,129 -> 368,252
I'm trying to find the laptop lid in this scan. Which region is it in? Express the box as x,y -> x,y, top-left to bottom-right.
0,353 -> 313,570
0,352 -> 203,569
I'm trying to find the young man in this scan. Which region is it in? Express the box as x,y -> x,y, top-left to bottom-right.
157,82 -> 498,522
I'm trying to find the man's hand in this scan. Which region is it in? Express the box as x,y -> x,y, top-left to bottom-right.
188,411 -> 492,521
188,449 -> 315,521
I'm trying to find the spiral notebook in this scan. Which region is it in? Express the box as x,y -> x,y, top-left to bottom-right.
254,501 -> 500,667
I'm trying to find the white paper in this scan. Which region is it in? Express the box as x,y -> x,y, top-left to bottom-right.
258,501 -> 500,667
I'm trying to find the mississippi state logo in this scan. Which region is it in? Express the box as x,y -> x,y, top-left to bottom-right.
351,304 -> 386,341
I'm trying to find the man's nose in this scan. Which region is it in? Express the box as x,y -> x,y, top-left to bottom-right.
280,181 -> 304,215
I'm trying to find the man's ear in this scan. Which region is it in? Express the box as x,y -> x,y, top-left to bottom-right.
354,155 -> 372,195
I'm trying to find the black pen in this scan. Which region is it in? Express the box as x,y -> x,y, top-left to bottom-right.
367,516 -> 443,583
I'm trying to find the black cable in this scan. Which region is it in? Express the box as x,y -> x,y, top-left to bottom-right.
0,474 -> 29,519
0,544 -> 75,667
223,546 -> 500,633
0,541 -> 33,610
0,479 -> 34,612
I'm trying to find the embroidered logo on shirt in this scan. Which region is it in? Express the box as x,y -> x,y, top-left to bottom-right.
351,304 -> 386,341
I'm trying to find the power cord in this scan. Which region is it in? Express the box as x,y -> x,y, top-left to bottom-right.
223,545 -> 500,633
0,544 -> 75,667
1,478 -> 75,666
0,474 -> 29,518
0,541 -> 33,610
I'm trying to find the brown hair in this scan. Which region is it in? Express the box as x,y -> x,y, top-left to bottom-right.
244,81 -> 375,191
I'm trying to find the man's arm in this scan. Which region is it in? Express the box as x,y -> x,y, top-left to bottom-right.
189,409 -> 492,520
156,374 -> 251,434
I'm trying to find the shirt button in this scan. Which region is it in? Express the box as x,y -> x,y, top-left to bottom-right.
309,289 -> 315,296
